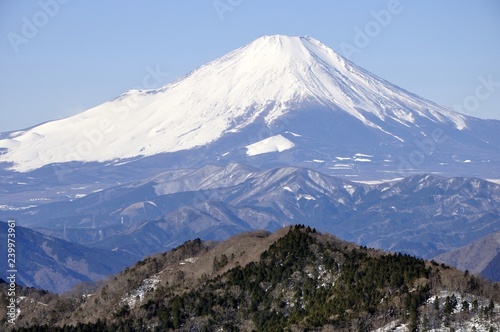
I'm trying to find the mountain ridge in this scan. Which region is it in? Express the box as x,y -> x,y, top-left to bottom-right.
2,226 -> 499,331
7,165 -> 498,283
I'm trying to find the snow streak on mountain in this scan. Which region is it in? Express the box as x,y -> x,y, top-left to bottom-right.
0,35 -> 474,172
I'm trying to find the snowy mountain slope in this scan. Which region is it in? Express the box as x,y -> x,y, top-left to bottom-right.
0,35 -> 493,174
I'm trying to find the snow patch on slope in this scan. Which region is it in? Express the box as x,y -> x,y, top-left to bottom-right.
121,275 -> 160,308
246,135 -> 294,156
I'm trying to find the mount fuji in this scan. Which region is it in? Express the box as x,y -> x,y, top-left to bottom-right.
1,35 -> 499,180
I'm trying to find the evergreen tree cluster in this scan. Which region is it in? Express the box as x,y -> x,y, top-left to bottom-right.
117,225 -> 432,331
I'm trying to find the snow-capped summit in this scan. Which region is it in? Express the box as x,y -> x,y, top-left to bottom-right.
0,35 -> 498,175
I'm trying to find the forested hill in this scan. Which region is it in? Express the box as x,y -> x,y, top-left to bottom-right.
2,226 -> 500,331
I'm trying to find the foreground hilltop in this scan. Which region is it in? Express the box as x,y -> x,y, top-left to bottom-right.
2,226 -> 499,331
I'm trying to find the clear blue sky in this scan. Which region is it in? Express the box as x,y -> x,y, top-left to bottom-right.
1,0 -> 499,132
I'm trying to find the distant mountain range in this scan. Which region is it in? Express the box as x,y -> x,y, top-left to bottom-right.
4,164 -> 499,291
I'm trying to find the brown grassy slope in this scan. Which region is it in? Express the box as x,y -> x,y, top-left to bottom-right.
29,228 -> 291,327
